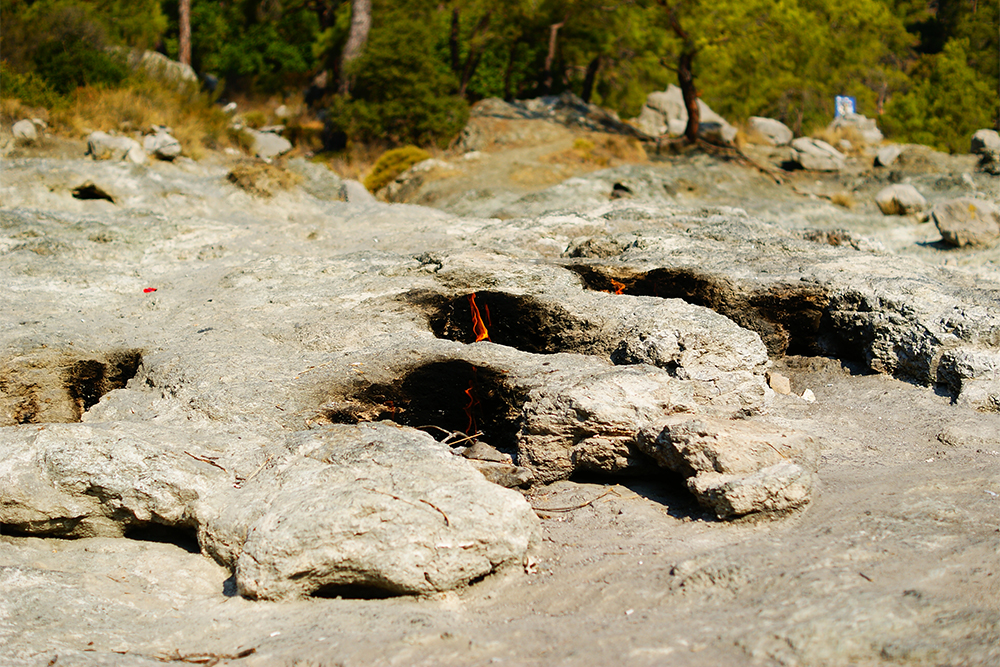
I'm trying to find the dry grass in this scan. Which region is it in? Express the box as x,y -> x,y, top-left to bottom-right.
226,160 -> 302,198
544,133 -> 647,168
0,98 -> 51,126
811,125 -> 866,156
829,191 -> 857,209
323,143 -> 387,182
736,125 -> 774,148
44,81 -> 234,160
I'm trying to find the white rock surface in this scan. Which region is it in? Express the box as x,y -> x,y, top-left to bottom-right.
790,137 -> 845,171
875,183 -> 927,215
87,131 -> 147,164
12,119 -> 37,145
747,116 -> 793,146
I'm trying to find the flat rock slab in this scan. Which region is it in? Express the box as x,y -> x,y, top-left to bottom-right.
0,421 -> 538,599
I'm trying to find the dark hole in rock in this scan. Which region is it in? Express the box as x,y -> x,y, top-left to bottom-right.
319,360 -> 525,456
72,182 -> 115,203
568,265 -> 836,358
569,472 -> 717,522
611,182 -> 633,199
124,523 -> 200,554
427,291 -> 600,355
64,349 -> 143,416
311,583 -> 404,599
2,348 -> 143,425
1,517 -> 86,538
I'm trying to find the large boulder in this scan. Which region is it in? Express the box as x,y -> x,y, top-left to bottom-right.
638,417 -> 818,519
932,198 -> 1000,248
747,116 -> 793,146
828,112 -> 883,144
874,143 -> 903,167
121,49 -> 199,93
0,420 -> 539,600
640,85 -> 738,144
247,128 -> 292,159
970,129 -> 1000,175
87,131 -> 147,164
12,119 -> 38,145
143,127 -> 182,160
875,183 -> 927,215
790,137 -> 845,171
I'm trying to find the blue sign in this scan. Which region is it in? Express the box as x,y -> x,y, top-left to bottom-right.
835,96 -> 856,117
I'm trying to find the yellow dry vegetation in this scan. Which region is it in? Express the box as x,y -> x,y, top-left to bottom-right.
41,81 -> 233,160
542,133 -> 647,169
226,160 -> 302,198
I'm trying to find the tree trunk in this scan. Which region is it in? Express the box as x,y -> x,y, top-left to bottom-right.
657,1 -> 700,143
450,8 -> 461,74
179,0 -> 191,66
503,39 -> 521,100
338,0 -> 372,96
540,21 -> 565,94
677,49 -> 699,143
581,55 -> 603,103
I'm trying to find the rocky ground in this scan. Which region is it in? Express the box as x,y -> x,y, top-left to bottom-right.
1,107 -> 999,667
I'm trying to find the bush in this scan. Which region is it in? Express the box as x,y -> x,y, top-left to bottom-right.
33,38 -> 130,95
0,63 -> 65,110
363,146 -> 431,193
329,14 -> 469,148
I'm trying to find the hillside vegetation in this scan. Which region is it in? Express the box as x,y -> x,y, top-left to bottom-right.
1,0 -> 996,154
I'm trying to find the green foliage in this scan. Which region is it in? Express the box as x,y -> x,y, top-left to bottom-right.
881,38 -> 997,153
33,38 -> 130,96
330,5 -> 469,147
162,0 -> 321,92
0,62 -> 66,109
364,146 -> 432,192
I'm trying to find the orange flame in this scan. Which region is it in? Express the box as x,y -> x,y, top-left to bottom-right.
468,293 -> 491,342
463,381 -> 478,434
608,278 -> 625,295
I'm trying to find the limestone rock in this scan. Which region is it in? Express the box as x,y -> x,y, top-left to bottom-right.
341,179 -> 376,204
87,131 -> 147,164
143,128 -> 182,160
642,85 -> 738,143
638,417 -> 819,518
687,462 -> 816,519
747,117 -> 793,146
790,137 -> 845,171
875,144 -> 903,167
12,119 -> 37,145
932,198 -> 1000,248
828,113 -> 883,144
970,129 -> 1000,175
875,183 -> 927,215
285,157 -> 346,201
0,420 -> 538,600
122,49 -> 199,93
247,128 -> 292,159
232,424 -> 539,599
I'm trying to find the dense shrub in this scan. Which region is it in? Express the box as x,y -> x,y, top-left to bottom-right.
363,146 -> 432,193
0,63 -> 65,110
329,14 -> 469,148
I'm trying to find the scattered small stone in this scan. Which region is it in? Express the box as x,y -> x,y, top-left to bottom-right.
932,198 -> 1000,248
790,137 -> 845,171
875,183 -> 927,215
801,389 -> 816,403
767,371 -> 792,395
746,116 -> 792,146
875,144 -> 902,167
12,119 -> 38,145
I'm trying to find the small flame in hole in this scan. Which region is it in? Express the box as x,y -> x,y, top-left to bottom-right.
468,293 -> 491,342
608,279 -> 625,295
463,380 -> 479,434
